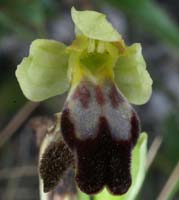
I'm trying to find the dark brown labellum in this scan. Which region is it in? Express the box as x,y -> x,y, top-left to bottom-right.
61,79 -> 140,195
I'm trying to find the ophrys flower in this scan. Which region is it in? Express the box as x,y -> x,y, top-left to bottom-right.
15,7 -> 152,195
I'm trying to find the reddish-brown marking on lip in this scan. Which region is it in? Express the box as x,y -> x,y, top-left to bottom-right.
130,111 -> 140,146
73,83 -> 91,108
95,86 -> 105,106
61,109 -> 76,149
109,85 -> 124,108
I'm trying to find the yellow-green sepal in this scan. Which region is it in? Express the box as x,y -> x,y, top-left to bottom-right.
114,43 -> 152,105
15,39 -> 69,102
71,7 -> 121,42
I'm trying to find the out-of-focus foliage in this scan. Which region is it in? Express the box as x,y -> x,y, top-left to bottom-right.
163,113 -> 179,164
0,0 -> 45,38
164,115 -> 179,200
168,177 -> 179,200
103,0 -> 179,49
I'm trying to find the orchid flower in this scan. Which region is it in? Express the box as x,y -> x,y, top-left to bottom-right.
15,7 -> 152,196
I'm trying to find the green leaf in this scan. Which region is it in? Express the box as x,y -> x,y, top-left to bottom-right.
16,39 -> 69,102
71,7 -> 121,42
114,43 -> 152,105
78,189 -> 91,200
94,132 -> 148,200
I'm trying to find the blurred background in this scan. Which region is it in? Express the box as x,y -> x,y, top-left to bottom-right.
0,0 -> 178,199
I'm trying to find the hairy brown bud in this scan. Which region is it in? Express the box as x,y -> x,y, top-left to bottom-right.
39,140 -> 74,192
